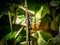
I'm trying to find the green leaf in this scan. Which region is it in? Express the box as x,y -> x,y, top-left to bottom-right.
16,35 -> 26,42
35,6 -> 43,23
41,15 -> 51,24
41,4 -> 50,19
50,14 -> 60,31
20,41 -> 26,45
4,31 -> 17,40
33,31 -> 52,45
16,35 -> 23,42
40,31 -> 52,42
18,15 -> 25,19
47,34 -> 60,45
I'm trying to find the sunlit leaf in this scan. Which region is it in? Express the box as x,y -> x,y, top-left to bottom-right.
20,41 -> 26,45
18,15 -> 25,19
35,6 -> 43,23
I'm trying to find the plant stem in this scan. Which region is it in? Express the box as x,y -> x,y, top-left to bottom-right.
25,0 -> 30,45
8,11 -> 12,32
15,25 -> 24,38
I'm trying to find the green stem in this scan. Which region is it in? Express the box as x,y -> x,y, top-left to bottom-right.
15,26 -> 24,38
14,10 -> 17,24
8,11 -> 12,32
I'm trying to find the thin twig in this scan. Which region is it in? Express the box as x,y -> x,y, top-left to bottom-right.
15,25 -> 24,38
